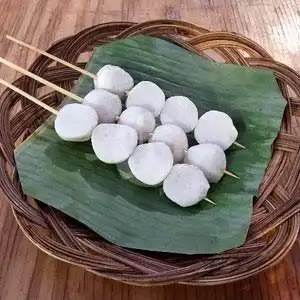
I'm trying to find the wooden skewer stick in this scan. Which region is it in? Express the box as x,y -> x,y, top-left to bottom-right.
222,169 -> 240,179
0,78 -> 58,115
0,57 -> 83,103
204,197 -> 216,205
6,35 -> 97,80
233,141 -> 246,149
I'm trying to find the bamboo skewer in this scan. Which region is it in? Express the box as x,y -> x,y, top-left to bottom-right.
233,141 -> 246,149
5,37 -> 247,151
204,197 -> 216,205
221,169 -> 240,179
0,57 -> 83,103
6,35 -> 97,80
0,78 -> 58,115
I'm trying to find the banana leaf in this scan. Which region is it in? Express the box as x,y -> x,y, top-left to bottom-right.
15,35 -> 286,254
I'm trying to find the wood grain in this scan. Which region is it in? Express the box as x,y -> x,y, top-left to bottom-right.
0,0 -> 300,299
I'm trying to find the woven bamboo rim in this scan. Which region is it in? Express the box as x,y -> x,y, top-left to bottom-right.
1,20 -> 300,286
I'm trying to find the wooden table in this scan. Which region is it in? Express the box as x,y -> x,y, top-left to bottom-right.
0,0 -> 300,299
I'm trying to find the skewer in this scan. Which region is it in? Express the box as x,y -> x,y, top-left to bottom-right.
5,38 -> 247,150
222,169 -> 240,179
6,37 -> 247,148
6,35 -> 97,80
233,141 -> 246,149
0,78 -> 58,115
0,57 -> 83,103
204,198 -> 216,205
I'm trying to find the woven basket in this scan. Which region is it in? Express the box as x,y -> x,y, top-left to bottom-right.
1,20 -> 300,286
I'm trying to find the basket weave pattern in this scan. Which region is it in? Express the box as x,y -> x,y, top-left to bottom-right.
1,20 -> 300,286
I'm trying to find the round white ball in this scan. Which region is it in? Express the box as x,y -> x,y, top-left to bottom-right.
150,124 -> 188,163
163,164 -> 210,207
194,110 -> 238,150
185,143 -> 226,183
118,106 -> 156,143
54,103 -> 98,142
83,89 -> 122,123
117,161 -> 160,187
160,96 -> 198,133
91,124 -> 138,164
126,81 -> 165,117
128,142 -> 173,186
94,65 -> 134,95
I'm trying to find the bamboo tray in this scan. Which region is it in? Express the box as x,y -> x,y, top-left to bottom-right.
1,20 -> 300,286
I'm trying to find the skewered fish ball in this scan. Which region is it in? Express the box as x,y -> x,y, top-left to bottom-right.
126,81 -> 165,117
150,124 -> 188,163
54,103 -> 98,142
194,110 -> 238,150
118,106 -> 156,143
116,161 -> 160,187
160,96 -> 198,133
83,89 -> 122,123
185,143 -> 226,183
91,124 -> 138,164
128,142 -> 174,186
94,64 -> 134,95
163,164 -> 210,207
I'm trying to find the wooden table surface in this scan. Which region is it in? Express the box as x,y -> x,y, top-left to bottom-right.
1,0 -> 300,299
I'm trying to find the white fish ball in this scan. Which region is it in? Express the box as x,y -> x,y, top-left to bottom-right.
54,103 -> 98,142
118,106 -> 156,143
160,96 -> 198,133
150,124 -> 188,163
94,65 -> 134,95
126,81 -> 165,117
163,164 -> 210,207
185,144 -> 226,183
194,110 -> 238,150
117,161 -> 160,187
83,89 -> 122,123
128,142 -> 173,186
91,124 -> 138,164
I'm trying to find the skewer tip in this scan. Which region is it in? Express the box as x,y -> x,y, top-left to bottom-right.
222,169 -> 240,179
233,141 -> 246,149
204,197 -> 216,205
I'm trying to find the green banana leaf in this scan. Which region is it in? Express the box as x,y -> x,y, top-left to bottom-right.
15,35 -> 286,254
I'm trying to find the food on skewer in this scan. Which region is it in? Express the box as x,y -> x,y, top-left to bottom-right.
194,110 -> 240,150
83,89 -> 122,123
55,103 -> 98,142
128,142 -> 173,186
118,106 -> 156,143
92,124 -> 138,164
160,96 -> 198,133
184,143 -> 239,183
150,124 -> 188,163
94,65 -> 134,95
163,164 -> 210,207
0,48 -> 245,210
5,38 -> 135,98
126,81 -> 165,117
0,79 -> 98,142
116,161 -> 160,187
